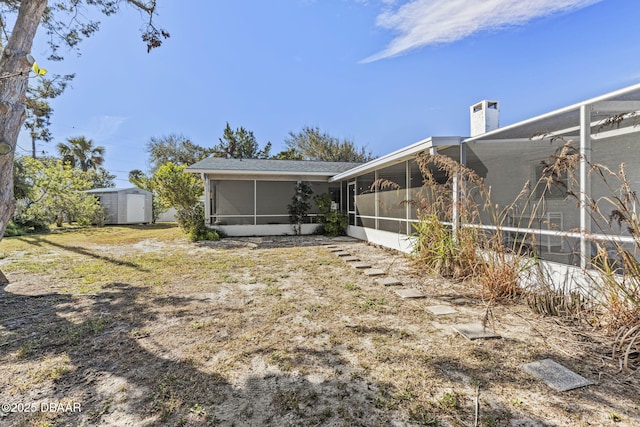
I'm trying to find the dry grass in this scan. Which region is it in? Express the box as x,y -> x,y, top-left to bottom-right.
412,146 -> 640,371
0,225 -> 639,426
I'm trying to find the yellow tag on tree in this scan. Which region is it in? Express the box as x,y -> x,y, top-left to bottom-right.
31,62 -> 47,76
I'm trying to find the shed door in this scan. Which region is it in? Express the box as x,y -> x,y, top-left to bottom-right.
126,194 -> 146,223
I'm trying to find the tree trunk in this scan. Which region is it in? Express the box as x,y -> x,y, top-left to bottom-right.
0,0 -> 47,241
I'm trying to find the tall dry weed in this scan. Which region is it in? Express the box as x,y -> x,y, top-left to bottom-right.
412,152 -> 536,299
541,137 -> 640,368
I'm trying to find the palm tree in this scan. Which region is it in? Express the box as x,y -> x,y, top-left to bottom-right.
57,136 -> 105,172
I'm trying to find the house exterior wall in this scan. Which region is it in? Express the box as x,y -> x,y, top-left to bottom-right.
204,175 -> 339,236
337,126 -> 640,280
336,145 -> 461,238
465,139 -> 581,264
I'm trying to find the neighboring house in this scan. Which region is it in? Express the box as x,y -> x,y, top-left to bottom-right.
187,82 -> 640,282
86,187 -> 153,225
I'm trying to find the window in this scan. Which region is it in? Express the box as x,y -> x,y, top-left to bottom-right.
534,164 -> 568,200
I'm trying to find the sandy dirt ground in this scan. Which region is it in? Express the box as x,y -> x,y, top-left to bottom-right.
0,228 -> 638,426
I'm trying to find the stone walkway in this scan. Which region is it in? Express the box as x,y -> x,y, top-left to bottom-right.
324,237 -> 593,392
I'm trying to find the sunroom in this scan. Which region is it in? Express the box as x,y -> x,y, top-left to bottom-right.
463,83 -> 640,271
186,158 -> 361,236
329,137 -> 463,252
329,82 -> 640,278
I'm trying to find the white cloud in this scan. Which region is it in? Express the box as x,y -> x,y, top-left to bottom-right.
83,115 -> 127,143
361,0 -> 603,63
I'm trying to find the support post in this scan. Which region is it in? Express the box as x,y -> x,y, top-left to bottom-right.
579,105 -> 592,269
453,141 -> 467,241
406,160 -> 411,235
202,173 -> 210,225
374,170 -> 379,230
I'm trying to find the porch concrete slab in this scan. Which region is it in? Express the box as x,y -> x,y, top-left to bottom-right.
363,269 -> 385,277
342,256 -> 360,262
335,251 -> 351,257
451,323 -> 501,340
521,359 -> 594,392
427,305 -> 457,315
395,288 -> 427,299
350,262 -> 371,269
376,277 -> 402,287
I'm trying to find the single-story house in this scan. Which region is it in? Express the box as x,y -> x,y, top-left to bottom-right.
187,82 -> 640,280
86,187 -> 153,225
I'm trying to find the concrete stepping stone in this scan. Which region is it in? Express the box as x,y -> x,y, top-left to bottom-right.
427,305 -> 457,315
363,268 -> 385,277
451,323 -> 500,340
342,256 -> 360,262
335,251 -> 351,257
521,359 -> 594,392
329,247 -> 343,252
376,277 -> 402,287
350,262 -> 371,269
395,288 -> 427,298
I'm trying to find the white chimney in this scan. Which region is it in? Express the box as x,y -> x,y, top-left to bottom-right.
470,100 -> 499,137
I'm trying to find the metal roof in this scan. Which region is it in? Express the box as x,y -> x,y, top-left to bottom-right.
464,82 -> 640,143
186,157 -> 363,176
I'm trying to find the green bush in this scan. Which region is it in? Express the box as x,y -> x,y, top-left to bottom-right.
288,181 -> 313,235
3,220 -> 27,237
313,193 -> 347,237
176,203 -> 220,242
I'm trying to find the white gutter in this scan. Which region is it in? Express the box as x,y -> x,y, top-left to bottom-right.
185,169 -> 340,177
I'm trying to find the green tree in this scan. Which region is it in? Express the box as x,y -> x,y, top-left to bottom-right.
56,136 -> 105,172
0,0 -> 169,242
24,73 -> 75,158
213,122 -> 272,159
272,147 -> 303,160
285,126 -> 374,162
151,162 -> 218,241
85,167 -> 116,189
13,157 -> 103,230
151,163 -> 202,209
145,133 -> 213,173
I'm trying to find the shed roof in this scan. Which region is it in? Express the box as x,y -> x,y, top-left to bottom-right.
86,187 -> 150,194
186,158 -> 363,177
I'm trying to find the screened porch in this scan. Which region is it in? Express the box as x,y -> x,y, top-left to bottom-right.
207,179 -> 340,226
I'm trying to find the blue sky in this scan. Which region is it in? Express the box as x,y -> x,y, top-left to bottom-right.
19,0 -> 640,185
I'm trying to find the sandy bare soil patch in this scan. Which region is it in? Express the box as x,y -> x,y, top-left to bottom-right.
0,225 -> 638,426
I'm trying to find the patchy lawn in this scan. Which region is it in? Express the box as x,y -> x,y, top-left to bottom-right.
0,224 -> 638,426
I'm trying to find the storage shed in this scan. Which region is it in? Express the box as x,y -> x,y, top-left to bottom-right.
86,187 -> 153,225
